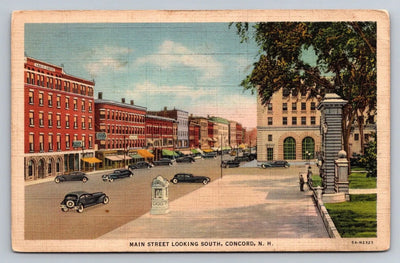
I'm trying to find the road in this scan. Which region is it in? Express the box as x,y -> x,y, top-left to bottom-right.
25,156 -> 231,240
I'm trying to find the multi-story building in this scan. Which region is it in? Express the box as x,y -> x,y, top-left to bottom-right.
189,121 -> 200,148
229,121 -> 237,148
189,115 -> 209,149
94,93 -> 147,168
208,116 -> 229,149
148,107 -> 189,148
207,120 -> 218,148
24,57 -> 95,180
145,114 -> 177,150
236,123 -> 243,146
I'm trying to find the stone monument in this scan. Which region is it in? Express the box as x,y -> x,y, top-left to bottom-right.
150,175 -> 170,215
335,150 -> 350,200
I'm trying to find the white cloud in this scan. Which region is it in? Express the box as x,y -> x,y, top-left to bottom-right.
135,40 -> 223,81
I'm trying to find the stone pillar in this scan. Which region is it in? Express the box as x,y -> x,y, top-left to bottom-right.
150,175 -> 170,215
335,150 -> 350,196
317,93 -> 347,194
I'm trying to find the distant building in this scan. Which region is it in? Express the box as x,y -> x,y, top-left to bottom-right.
145,114 -> 177,150
189,121 -> 200,148
208,116 -> 229,148
229,121 -> 237,148
189,115 -> 209,149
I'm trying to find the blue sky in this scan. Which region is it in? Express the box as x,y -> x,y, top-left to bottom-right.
25,23 -> 259,128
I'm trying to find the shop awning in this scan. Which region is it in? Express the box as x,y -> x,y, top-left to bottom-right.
238,144 -> 247,149
191,149 -> 199,154
130,154 -> 144,159
180,150 -> 192,155
105,155 -> 123,161
222,146 -> 231,150
137,149 -> 154,158
162,149 -> 179,156
81,157 -> 102,164
203,149 -> 213,153
117,155 -> 132,160
196,148 -> 204,154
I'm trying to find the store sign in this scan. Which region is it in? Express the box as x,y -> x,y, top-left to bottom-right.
34,63 -> 55,72
96,132 -> 107,140
72,140 -> 82,148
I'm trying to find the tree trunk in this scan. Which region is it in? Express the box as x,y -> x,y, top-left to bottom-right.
357,112 -> 365,154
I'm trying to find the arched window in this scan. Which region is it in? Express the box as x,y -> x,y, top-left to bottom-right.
28,160 -> 34,177
302,137 -> 315,159
283,137 -> 296,160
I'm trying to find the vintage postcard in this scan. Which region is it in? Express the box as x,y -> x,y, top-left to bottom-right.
11,10 -> 390,252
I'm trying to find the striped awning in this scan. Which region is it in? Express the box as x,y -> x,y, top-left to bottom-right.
162,149 -> 179,156
81,157 -> 102,164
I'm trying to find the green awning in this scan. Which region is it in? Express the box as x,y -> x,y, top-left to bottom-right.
162,149 -> 179,156
222,146 -> 231,150
191,149 -> 199,154
130,154 -> 144,159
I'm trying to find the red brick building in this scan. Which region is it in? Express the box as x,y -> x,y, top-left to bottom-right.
24,57 -> 95,180
94,93 -> 147,168
145,114 -> 177,151
189,121 -> 200,148
236,123 -> 243,145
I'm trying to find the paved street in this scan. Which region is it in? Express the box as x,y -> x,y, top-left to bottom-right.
25,157 -> 328,240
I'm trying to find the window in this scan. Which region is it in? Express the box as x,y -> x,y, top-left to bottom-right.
88,118 -> 92,129
65,115 -> 70,128
48,134 -> 53,151
301,102 -> 306,111
48,159 -> 52,174
301,116 -> 306,125
74,116 -> 78,129
301,89 -> 307,97
89,136 -> 93,148
364,134 -> 370,141
268,117 -> 273,125
283,137 -> 296,160
354,133 -> 359,141
57,135 -> 61,150
29,91 -> 34,104
30,73 -> 35,84
267,148 -> 273,161
292,102 -> 297,111
38,93 -> 43,106
81,101 -> 85,111
283,117 -> 287,125
39,134 -> 44,152
100,109 -> 106,120
311,116 -> 316,125
302,137 -> 315,159
88,101 -> 92,112
29,134 -> 34,152
48,113 -> 53,127
282,103 -> 287,111
56,114 -> 61,128
81,117 -> 86,129
56,96 -> 61,108
267,103 -> 273,111
29,111 -> 34,126
39,112 -> 44,127
73,99 -> 78,110
282,88 -> 290,97
48,94 -> 53,107
82,135 -> 86,148
268,134 -> 273,141
66,134 -> 70,149
292,117 -> 297,125
311,102 -> 316,110
65,98 -> 69,109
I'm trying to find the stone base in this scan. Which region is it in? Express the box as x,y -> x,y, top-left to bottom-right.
150,208 -> 170,215
322,192 -> 349,203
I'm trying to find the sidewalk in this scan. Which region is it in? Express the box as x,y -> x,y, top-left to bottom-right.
99,171 -> 329,239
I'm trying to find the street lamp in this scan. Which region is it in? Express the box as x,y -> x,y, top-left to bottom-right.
305,150 -> 311,166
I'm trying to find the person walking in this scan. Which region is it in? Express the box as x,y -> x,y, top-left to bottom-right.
299,174 -> 305,191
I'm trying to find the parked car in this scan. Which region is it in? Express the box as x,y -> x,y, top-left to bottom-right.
170,173 -> 210,185
260,160 -> 290,169
153,158 -> 174,166
54,171 -> 88,183
102,169 -> 133,182
176,156 -> 195,163
203,152 -> 217,159
243,152 -> 257,161
221,160 -> 240,168
191,152 -> 203,159
234,155 -> 251,162
128,161 -> 153,170
60,191 -> 109,213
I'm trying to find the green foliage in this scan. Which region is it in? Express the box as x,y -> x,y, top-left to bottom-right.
359,132 -> 377,177
349,172 -> 377,189
311,175 -> 322,187
325,194 -> 377,237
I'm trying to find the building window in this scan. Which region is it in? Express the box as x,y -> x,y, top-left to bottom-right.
74,116 -> 78,129
29,111 -> 34,126
66,135 -> 70,149
38,93 -> 43,106
88,101 -> 92,112
282,88 -> 290,97
73,99 -> 78,110
81,101 -> 85,111
65,98 -> 69,109
364,134 -> 370,141
292,117 -> 297,125
39,112 -> 44,127
268,117 -> 273,125
268,134 -> 273,141
56,96 -> 61,108
39,134 -> 44,152
301,102 -> 306,111
57,135 -> 61,151
283,137 -> 296,160
267,148 -> 273,161
282,117 -> 287,125
29,134 -> 34,152
267,103 -> 273,111
311,116 -> 316,125
48,134 -> 53,152
48,159 -> 52,174
311,102 -> 316,110
88,118 -> 92,129
302,137 -> 315,159
48,113 -> 53,127
282,103 -> 287,112
29,91 -> 34,104
48,94 -> 53,107
292,102 -> 297,111
81,117 -> 86,129
56,114 -> 61,128
82,135 -> 86,148
89,136 -> 93,148
301,116 -> 306,125
65,115 -> 70,128
100,109 -> 106,120
354,133 -> 359,141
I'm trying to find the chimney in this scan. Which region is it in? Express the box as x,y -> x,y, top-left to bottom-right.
164,106 -> 167,111
98,92 -> 103,100
121,98 -> 125,103
130,100 -> 134,105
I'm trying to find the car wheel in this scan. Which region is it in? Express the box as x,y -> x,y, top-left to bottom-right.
82,177 -> 88,183
109,178 -> 114,182
77,204 -> 84,213
61,207 -> 69,212
172,178 -> 178,184
54,178 -> 60,183
285,165 -> 289,168
66,200 -> 75,208
130,173 -> 133,177
202,179 -> 208,185
103,196 -> 110,204
169,163 -> 173,166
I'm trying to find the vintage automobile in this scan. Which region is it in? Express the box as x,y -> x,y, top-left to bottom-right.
202,152 -> 217,159
221,160 -> 240,168
128,161 -> 153,170
176,156 -> 195,163
60,191 -> 109,213
102,169 -> 133,182
54,171 -> 88,183
234,155 -> 251,162
260,160 -> 290,169
170,173 -> 210,185
243,152 -> 257,161
153,158 -> 174,166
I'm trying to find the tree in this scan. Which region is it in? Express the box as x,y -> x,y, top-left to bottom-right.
232,22 -> 376,156
360,133 -> 377,177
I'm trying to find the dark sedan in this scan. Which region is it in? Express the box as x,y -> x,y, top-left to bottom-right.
234,155 -> 251,162
60,191 -> 109,213
170,173 -> 210,185
102,169 -> 133,182
221,160 -> 240,168
203,152 -> 217,159
54,171 -> 88,183
260,160 -> 290,169
153,158 -> 174,166
176,156 -> 195,163
128,161 -> 153,170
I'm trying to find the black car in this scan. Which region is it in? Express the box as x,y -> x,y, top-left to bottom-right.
221,160 -> 240,168
243,153 -> 257,161
128,161 -> 153,170
234,155 -> 251,162
203,152 -> 217,159
176,156 -> 195,163
153,158 -> 174,166
170,173 -> 210,185
260,160 -> 290,169
54,171 -> 88,183
102,169 -> 133,182
60,191 -> 109,213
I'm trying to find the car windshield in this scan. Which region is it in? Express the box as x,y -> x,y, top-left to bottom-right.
64,194 -> 78,200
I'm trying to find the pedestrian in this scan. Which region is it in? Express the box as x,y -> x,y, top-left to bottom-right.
299,174 -> 305,191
